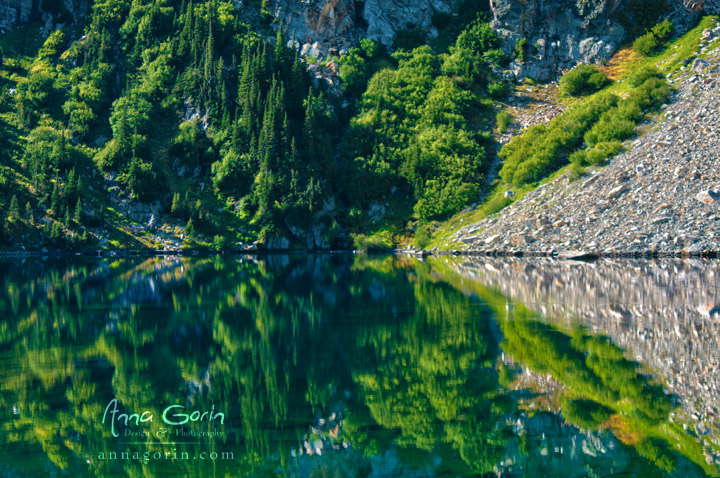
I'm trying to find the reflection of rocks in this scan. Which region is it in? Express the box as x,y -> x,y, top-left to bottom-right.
294,411 -> 349,458
434,257 -> 720,443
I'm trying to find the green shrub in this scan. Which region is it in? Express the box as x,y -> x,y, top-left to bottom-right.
571,141 -> 623,166
514,38 -> 528,62
634,19 -> 674,56
499,92 -> 617,186
353,232 -> 394,252
651,19 -> 674,42
496,110 -> 512,133
414,225 -> 431,249
628,66 -> 662,88
559,64 -> 610,96
38,30 -> 67,61
568,162 -> 586,181
634,77 -> 670,108
633,32 -> 659,56
488,81 -> 509,99
584,112 -> 636,146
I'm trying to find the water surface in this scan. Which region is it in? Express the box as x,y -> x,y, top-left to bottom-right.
0,255 -> 718,477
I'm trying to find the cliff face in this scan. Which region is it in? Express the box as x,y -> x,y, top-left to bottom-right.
490,0 -> 626,80
267,0 -> 457,51
0,0 -> 89,34
492,0 -> 720,80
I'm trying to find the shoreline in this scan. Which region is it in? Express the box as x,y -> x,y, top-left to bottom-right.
1,247 -> 719,259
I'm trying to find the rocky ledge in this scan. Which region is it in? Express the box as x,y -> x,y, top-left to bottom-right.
445,21 -> 720,257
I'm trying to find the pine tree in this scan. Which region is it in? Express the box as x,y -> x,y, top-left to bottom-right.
25,202 -> 33,223
50,182 -> 60,216
9,194 -> 19,219
171,192 -> 182,217
74,198 -> 82,224
185,217 -> 195,238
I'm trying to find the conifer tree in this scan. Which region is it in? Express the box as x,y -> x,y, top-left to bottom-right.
9,194 -> 19,219
74,198 -> 83,224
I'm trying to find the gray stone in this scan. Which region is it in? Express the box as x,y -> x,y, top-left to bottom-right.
696,190 -> 719,204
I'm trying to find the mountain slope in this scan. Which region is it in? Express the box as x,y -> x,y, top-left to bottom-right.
435,17 -> 720,256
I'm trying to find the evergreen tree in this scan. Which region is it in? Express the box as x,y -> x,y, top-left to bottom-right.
50,182 -> 60,216
25,202 -> 33,223
74,198 -> 83,224
9,194 -> 19,219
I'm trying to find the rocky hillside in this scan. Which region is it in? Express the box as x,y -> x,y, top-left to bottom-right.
0,0 -> 89,34
440,19 -> 720,256
268,0 -> 457,50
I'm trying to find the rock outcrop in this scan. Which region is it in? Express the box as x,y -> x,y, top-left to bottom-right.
493,0 -> 720,80
491,0 -> 627,80
0,0 -> 89,34
266,0 -> 457,54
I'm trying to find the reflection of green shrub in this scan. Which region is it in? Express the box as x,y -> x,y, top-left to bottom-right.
636,438 -> 678,473
561,397 -> 613,429
560,64 -> 610,96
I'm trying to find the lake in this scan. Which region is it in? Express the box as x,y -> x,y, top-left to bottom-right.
0,254 -> 718,477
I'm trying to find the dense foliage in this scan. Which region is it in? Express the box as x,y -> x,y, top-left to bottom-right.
559,64 -> 610,97
634,19 -> 675,56
0,0 -> 506,250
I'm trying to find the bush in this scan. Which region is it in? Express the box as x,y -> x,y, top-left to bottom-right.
499,92 -> 617,186
414,225 -> 431,249
584,112 -> 636,146
628,66 -> 662,88
496,110 -> 511,133
488,81 -> 509,99
514,38 -> 528,63
571,141 -> 623,166
633,32 -> 659,56
559,64 -> 610,96
634,19 -> 674,56
38,30 -> 67,61
352,232 -> 394,252
651,19 -> 674,42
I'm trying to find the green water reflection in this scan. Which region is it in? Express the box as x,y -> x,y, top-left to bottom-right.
0,255 -> 716,477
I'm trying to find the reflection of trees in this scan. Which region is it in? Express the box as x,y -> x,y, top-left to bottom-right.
427,258 -> 718,477
0,255 -> 717,477
349,264 -> 509,475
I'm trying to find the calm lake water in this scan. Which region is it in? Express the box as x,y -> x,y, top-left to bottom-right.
0,254 -> 719,477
